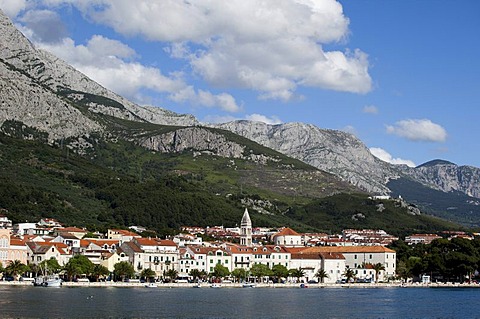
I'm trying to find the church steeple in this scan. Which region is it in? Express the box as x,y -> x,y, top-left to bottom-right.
240,208 -> 252,247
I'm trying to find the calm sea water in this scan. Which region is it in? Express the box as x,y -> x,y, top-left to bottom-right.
0,286 -> 478,318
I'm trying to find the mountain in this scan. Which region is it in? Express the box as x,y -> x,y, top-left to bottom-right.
0,9 -> 479,227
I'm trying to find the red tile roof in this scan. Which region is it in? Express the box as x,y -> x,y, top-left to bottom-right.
273,227 -> 300,237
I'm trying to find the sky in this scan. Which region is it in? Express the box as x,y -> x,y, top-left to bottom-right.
1,0 -> 479,168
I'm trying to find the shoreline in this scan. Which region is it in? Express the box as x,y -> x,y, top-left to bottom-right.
1,281 -> 479,289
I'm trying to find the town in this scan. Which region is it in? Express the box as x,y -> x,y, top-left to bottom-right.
0,210 -> 475,286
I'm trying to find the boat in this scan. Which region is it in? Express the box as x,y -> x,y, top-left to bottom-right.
210,283 -> 222,288
299,283 -> 308,288
193,283 -> 202,288
242,283 -> 256,288
145,282 -> 158,288
34,274 -> 62,287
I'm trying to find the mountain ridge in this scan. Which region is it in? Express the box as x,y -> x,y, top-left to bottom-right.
2,9 -> 480,226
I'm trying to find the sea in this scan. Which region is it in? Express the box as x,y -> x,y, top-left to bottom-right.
0,286 -> 478,318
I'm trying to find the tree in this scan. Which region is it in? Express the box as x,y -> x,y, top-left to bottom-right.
343,268 -> 356,283
250,264 -> 272,283
92,264 -> 110,282
140,268 -> 156,282
231,268 -> 247,283
212,264 -> 230,280
40,258 -> 61,275
289,268 -> 305,283
189,269 -> 203,283
113,261 -> 135,281
63,255 -> 94,281
370,263 -> 385,283
314,269 -> 329,284
272,264 -> 289,283
164,269 -> 178,282
5,260 -> 27,280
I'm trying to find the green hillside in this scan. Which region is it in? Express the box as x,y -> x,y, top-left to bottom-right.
0,124 -> 462,236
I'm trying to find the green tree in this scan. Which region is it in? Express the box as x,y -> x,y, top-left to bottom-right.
140,268 -> 157,283
212,264 -> 230,280
272,264 -> 289,283
314,269 -> 329,284
250,264 -> 272,283
289,268 -> 305,283
40,258 -> 61,275
231,268 -> 247,283
164,269 -> 178,282
189,269 -> 203,283
370,263 -> 385,283
113,261 -> 135,281
5,260 -> 27,280
92,264 -> 110,282
343,268 -> 356,283
63,255 -> 94,281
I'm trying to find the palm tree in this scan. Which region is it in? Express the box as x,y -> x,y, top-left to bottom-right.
5,260 -> 27,280
140,268 -> 157,283
289,268 -> 305,283
343,268 -> 356,283
371,263 -> 386,283
165,269 -> 178,282
189,269 -> 202,283
92,264 -> 110,282
315,269 -> 329,284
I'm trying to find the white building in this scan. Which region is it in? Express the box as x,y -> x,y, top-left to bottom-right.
272,228 -> 303,247
303,246 -> 396,281
120,238 -> 179,278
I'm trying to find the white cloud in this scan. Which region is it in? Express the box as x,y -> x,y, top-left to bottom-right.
35,0 -> 372,101
363,105 -> 378,114
36,35 -> 240,112
341,125 -> 357,136
0,0 -> 27,18
245,114 -> 282,125
18,9 -> 67,43
203,113 -> 282,125
370,147 -> 416,167
386,119 -> 447,142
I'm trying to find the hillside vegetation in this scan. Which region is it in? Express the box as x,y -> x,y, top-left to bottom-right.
0,126 -> 461,236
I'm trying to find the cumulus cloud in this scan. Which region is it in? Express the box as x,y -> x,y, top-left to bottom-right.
36,35 -> 240,112
18,9 -> 67,43
363,105 -> 378,114
0,0 -> 27,18
386,119 -> 447,142
370,147 -> 416,167
245,114 -> 282,125
203,113 -> 282,125
34,0 -> 372,101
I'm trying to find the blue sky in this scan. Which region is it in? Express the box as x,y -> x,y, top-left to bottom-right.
2,0 -> 479,168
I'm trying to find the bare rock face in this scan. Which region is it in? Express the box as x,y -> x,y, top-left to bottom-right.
213,121 -> 397,194
0,9 -> 197,142
399,160 -> 480,199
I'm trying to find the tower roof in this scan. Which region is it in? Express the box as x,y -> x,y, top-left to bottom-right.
241,208 -> 251,226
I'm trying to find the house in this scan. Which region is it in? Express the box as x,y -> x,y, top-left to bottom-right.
0,215 -> 12,229
26,242 -> 72,266
0,228 -> 10,267
272,227 -> 303,247
54,227 -> 88,240
405,233 -> 442,245
120,238 -> 179,278
38,218 -> 63,228
302,246 -> 396,282
13,223 -> 37,235
224,243 -> 253,270
100,250 -> 130,273
186,245 -> 232,273
107,229 -> 141,243
52,233 -> 81,248
288,248 -> 346,283
251,245 -> 290,269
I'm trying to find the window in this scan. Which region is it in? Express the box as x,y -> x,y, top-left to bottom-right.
225,260 -> 228,264
369,254 -> 373,259
210,259 -> 213,264
354,254 -> 357,259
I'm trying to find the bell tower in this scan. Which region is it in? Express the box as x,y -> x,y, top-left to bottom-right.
240,208 -> 252,247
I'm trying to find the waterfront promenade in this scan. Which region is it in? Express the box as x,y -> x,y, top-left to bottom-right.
2,280 -> 479,288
